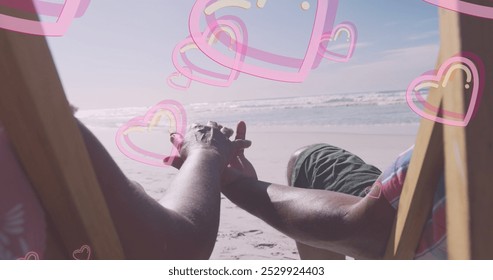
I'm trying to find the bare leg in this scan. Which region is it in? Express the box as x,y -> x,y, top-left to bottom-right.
288,146 -> 346,260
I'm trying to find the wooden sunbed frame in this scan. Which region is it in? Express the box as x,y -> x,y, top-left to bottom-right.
385,3 -> 493,259
0,1 -> 491,259
0,3 -> 124,259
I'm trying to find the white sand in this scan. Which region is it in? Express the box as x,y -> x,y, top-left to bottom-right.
89,123 -> 418,260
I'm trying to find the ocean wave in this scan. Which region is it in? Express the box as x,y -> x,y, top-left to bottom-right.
77,90 -> 420,128
189,90 -> 409,113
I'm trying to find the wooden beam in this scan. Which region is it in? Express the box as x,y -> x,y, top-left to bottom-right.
442,2 -> 493,259
387,0 -> 493,259
0,6 -> 124,259
438,9 -> 470,260
384,9 -> 456,259
384,88 -> 444,259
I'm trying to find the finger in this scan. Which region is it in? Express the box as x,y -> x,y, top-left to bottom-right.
233,139 -> 252,151
235,121 -> 247,155
206,121 -> 219,129
170,133 -> 184,149
220,127 -> 234,138
190,123 -> 204,130
163,156 -> 184,170
235,121 -> 246,140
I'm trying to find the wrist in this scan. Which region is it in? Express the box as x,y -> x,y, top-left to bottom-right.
186,148 -> 226,166
222,170 -> 251,190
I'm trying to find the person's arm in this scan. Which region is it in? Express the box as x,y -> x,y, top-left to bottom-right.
157,149 -> 223,257
77,121 -> 245,259
221,176 -> 395,259
220,121 -> 395,259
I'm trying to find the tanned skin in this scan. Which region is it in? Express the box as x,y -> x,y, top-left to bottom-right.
76,120 -> 249,259
220,122 -> 397,259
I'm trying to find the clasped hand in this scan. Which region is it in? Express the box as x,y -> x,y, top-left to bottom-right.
166,121 -> 257,185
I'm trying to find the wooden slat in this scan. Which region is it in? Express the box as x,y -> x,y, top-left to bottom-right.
440,9 -> 471,260
442,4 -> 493,259
0,4 -> 124,259
387,1 -> 493,260
384,10 -> 455,259
384,88 -> 444,259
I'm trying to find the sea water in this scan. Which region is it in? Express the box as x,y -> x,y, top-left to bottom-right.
76,90 -> 421,129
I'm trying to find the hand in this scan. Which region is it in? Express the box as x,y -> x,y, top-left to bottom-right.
222,121 -> 258,187
165,121 -> 251,169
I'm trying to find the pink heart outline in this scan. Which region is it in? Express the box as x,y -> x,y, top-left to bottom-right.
188,0 -> 339,83
0,0 -> 81,36
423,0 -> 493,19
364,182 -> 382,200
167,67 -> 192,90
206,14 -> 326,71
115,100 -> 187,167
412,81 -> 466,120
0,0 -> 90,18
406,55 -> 482,127
188,17 -> 245,79
72,245 -> 91,260
172,19 -> 244,87
318,22 -> 357,63
18,251 -> 40,260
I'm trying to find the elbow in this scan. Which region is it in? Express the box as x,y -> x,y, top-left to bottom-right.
165,230 -> 217,259
184,228 -> 218,260
162,217 -> 219,260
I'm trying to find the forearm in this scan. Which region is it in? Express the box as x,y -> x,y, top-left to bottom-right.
223,175 -> 397,258
222,177 -> 360,247
158,151 -> 223,255
78,121 -> 220,259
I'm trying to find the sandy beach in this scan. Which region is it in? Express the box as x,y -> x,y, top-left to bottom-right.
89,123 -> 418,260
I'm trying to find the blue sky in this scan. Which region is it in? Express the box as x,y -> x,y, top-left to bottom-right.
46,0 -> 440,109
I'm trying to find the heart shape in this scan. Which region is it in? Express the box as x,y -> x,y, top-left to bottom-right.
423,0 -> 493,19
115,100 -> 187,167
318,22 -> 357,63
172,19 -> 243,87
0,0 -> 90,18
167,67 -> 192,90
18,251 -> 40,260
412,81 -> 466,120
406,55 -> 482,127
364,182 -> 382,199
188,0 -> 339,82
72,245 -> 91,260
0,0 -> 85,36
